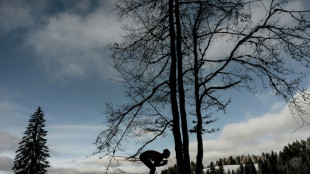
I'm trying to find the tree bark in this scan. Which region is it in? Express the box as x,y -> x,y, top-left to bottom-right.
175,0 -> 191,173
169,0 -> 185,173
193,3 -> 204,173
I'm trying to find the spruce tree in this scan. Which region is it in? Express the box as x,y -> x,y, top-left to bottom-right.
218,160 -> 225,174
237,163 -> 244,174
12,107 -> 50,174
209,162 -> 216,174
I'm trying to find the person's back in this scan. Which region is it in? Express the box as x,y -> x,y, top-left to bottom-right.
143,150 -> 162,161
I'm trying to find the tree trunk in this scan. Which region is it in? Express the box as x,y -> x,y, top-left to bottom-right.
169,0 -> 185,173
175,0 -> 191,173
193,5 -> 204,173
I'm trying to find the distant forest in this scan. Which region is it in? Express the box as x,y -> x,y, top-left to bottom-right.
161,137 -> 310,174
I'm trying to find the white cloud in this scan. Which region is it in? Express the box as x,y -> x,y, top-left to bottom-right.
189,101 -> 310,165
25,8 -> 122,82
81,156 -> 147,173
47,155 -> 148,174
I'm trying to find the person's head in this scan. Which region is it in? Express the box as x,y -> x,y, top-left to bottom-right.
162,149 -> 170,158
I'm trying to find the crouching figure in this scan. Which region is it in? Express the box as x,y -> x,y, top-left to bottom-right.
139,149 -> 170,174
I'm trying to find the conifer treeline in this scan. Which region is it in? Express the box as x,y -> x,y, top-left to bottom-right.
162,137 -> 310,174
207,137 -> 310,174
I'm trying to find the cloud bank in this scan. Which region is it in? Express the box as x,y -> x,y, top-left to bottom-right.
190,102 -> 310,165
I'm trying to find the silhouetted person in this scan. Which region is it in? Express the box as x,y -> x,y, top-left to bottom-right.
139,149 -> 170,174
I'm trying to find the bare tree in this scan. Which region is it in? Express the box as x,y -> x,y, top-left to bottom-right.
94,0 -> 310,173
94,0 -> 191,173
179,0 -> 310,173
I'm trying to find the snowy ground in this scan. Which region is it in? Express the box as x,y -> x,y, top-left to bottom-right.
204,164 -> 259,173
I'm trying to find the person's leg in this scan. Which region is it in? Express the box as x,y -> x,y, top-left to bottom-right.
149,167 -> 156,174
139,154 -> 156,174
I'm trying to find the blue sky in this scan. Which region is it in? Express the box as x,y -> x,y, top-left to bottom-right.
0,0 -> 310,174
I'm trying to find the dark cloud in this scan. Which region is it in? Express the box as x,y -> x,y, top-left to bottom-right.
0,131 -> 20,153
44,0 -> 114,15
0,0 -> 48,35
0,0 -> 120,82
302,0 -> 310,7
301,0 -> 310,18
0,156 -> 13,172
0,0 -> 116,36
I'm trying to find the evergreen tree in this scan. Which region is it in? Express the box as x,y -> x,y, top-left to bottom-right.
244,160 -> 251,174
218,160 -> 224,174
228,156 -> 236,165
244,158 -> 257,174
258,158 -> 265,174
268,151 -> 278,174
236,156 -> 241,164
12,107 -> 50,174
209,162 -> 217,174
190,161 -> 196,174
236,163 -> 244,174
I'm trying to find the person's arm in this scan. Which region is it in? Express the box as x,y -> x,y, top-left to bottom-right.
154,159 -> 168,167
